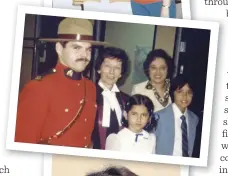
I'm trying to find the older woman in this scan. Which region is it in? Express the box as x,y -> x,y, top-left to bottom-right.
131,49 -> 173,112
92,47 -> 130,150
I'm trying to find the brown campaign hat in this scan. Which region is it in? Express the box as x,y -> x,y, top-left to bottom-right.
39,17 -> 109,46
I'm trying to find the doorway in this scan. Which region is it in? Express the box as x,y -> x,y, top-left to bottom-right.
174,27 -> 211,158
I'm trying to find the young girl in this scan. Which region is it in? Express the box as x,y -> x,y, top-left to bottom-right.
105,94 -> 156,153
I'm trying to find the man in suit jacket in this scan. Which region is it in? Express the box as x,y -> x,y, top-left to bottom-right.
155,75 -> 199,157
92,47 -> 130,150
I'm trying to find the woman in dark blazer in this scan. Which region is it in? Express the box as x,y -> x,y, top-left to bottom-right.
92,47 -> 130,150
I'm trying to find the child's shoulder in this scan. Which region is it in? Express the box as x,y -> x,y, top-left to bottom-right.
118,128 -> 129,135
142,130 -> 156,145
107,128 -> 128,139
149,132 -> 156,140
143,130 -> 155,138
106,133 -> 118,142
156,104 -> 172,113
187,109 -> 199,123
105,133 -> 120,150
187,109 -> 198,117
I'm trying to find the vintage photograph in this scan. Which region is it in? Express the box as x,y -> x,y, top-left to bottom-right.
43,155 -> 189,176
6,5 -> 219,166
43,0 -> 187,19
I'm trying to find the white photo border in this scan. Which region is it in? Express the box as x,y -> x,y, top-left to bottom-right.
6,5 -> 219,167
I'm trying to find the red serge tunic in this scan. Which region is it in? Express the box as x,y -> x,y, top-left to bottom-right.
14,63 -> 97,148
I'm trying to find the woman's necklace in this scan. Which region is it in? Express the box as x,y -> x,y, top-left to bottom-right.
146,79 -> 170,107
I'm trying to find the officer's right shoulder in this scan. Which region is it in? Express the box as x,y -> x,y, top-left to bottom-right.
21,68 -> 57,91
34,68 -> 57,81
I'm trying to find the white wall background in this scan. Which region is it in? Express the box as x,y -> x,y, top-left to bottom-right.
104,21 -> 155,93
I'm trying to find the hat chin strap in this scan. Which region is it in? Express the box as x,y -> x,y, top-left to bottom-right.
58,34 -> 93,41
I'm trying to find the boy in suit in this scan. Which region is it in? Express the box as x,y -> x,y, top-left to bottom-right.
155,75 -> 199,157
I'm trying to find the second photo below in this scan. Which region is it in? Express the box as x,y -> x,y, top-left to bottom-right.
43,155 -> 189,176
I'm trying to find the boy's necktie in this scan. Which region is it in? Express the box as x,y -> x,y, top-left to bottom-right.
180,115 -> 189,157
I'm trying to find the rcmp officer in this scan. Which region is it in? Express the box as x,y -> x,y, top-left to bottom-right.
14,17 -> 108,147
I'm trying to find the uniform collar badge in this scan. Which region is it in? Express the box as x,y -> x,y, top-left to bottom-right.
64,68 -> 82,80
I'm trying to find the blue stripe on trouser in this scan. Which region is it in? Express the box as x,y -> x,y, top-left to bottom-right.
131,0 -> 176,18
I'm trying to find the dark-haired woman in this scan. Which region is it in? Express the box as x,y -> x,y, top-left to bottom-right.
132,49 -> 173,112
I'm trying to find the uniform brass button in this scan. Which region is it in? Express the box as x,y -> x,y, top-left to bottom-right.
84,118 -> 87,122
65,108 -> 69,112
84,137 -> 87,140
35,76 -> 42,81
85,145 -> 88,148
52,68 -> 56,72
95,104 -> 97,108
80,99 -> 84,104
77,83 -> 80,86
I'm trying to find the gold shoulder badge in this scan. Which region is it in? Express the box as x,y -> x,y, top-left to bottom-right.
35,75 -> 42,81
34,68 -> 57,81
66,70 -> 73,77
